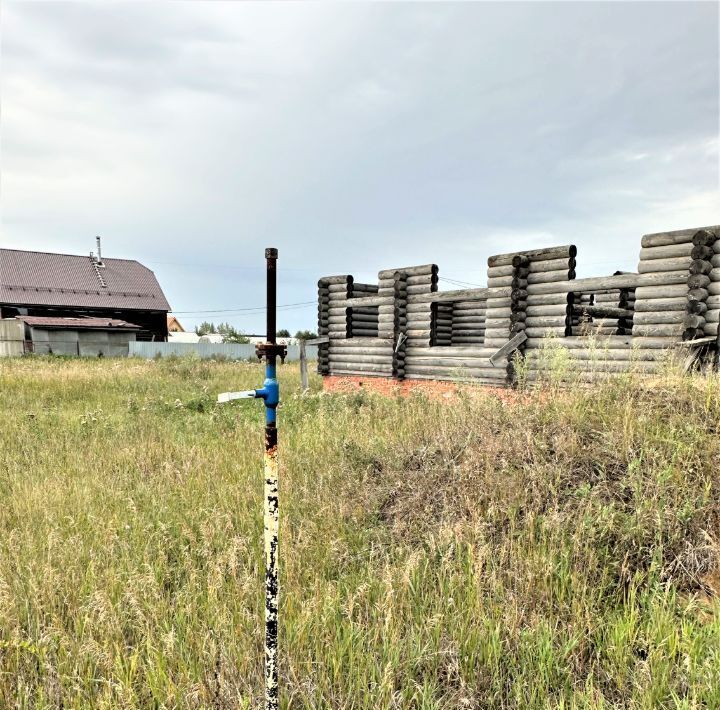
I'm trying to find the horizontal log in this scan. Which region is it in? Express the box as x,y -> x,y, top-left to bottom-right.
633,311 -> 685,325
488,245 -> 577,268
319,275 -> 353,286
631,323 -> 684,336
710,282 -> 720,296
406,346 -> 499,357
528,257 -> 576,273
574,305 -> 633,319
485,298 -> 512,309
451,337 -> 488,345
330,362 -> 392,373
349,329 -> 380,337
329,354 -> 390,365
525,272 -> 687,297
705,309 -> 719,323
703,322 -> 718,336
407,274 -> 439,287
525,269 -> 575,285
525,316 -> 569,328
406,284 -> 437,295
635,284 -> 688,299
523,348 -> 667,361
633,297 -> 687,312
486,264 -> 515,277
712,254 -> 720,268
404,356 -> 498,369
525,304 -> 572,317
637,256 -> 692,273
334,296 -> 393,308
454,300 -> 488,310
405,373 -> 508,384
710,268 -> 720,281
451,329 -> 487,338
329,348 -> 394,357
524,335 -> 673,350
639,243 -> 693,261
526,292 -> 574,306
707,295 -> 720,308
524,327 -> 570,338
404,364 -> 509,378
410,287 -> 495,304
377,264 -> 438,279
526,360 -> 664,374
640,228 -> 698,248
452,313 -> 487,322
487,276 -> 515,288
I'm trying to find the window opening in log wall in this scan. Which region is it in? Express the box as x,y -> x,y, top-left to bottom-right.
570,288 -> 635,337
431,299 -> 486,346
348,305 -> 379,338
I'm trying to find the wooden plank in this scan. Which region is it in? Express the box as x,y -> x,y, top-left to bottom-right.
489,331 -> 528,366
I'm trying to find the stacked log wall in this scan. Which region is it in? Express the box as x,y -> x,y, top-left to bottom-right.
318,224 -> 720,387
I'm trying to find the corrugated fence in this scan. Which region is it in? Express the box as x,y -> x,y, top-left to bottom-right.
129,341 -> 317,361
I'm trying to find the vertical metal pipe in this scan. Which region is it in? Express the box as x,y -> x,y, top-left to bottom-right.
263,247 -> 280,710
266,248 -> 278,345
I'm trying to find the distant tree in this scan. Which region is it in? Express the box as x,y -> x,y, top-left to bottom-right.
276,329 -> 291,338
195,321 -> 217,336
217,322 -> 250,344
294,330 -> 317,341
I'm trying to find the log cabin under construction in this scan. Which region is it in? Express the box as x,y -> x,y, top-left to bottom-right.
316,225 -> 720,390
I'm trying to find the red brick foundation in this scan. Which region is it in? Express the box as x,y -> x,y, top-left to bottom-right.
322,374 -> 510,400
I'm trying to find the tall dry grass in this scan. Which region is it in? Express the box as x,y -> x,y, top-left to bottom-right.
0,355 -> 718,708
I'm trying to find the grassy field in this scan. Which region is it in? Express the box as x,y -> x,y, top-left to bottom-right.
0,356 -> 719,708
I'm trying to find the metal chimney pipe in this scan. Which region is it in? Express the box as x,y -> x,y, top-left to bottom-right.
96,236 -> 102,264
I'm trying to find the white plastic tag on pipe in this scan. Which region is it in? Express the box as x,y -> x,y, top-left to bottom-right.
218,390 -> 257,403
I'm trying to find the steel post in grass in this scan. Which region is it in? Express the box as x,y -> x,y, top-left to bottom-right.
217,247 -> 286,710
260,247 -> 281,710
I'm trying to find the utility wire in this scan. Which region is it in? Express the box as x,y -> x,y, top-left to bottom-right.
172,300 -> 316,315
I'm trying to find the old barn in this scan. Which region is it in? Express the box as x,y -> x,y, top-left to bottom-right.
0,244 -> 170,342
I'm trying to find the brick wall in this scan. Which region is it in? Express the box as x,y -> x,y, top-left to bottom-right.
322,374 -> 507,399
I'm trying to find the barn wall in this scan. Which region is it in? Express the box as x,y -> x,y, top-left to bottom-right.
0,305 -> 168,341
0,319 -> 24,357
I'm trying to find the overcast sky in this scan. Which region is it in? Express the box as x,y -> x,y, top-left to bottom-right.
1,2 -> 718,333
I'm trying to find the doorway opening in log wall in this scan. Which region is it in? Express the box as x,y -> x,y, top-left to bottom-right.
348,305 -> 379,338
430,298 -> 486,346
570,288 -> 635,337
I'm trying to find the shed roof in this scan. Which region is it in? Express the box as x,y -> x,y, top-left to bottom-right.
16,316 -> 141,331
0,248 -> 170,311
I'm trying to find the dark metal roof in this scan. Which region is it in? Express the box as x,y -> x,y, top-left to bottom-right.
17,316 -> 141,331
0,248 -> 171,311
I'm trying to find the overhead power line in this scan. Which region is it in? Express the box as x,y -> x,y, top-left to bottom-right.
171,300 -> 316,315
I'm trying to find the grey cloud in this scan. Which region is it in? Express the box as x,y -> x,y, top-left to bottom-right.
1,1 -> 717,332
